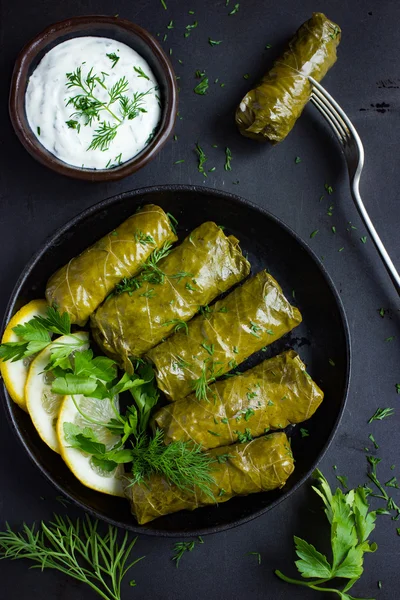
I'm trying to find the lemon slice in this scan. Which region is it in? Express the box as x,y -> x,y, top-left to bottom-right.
1,299 -> 49,410
25,331 -> 89,453
57,394 -> 125,497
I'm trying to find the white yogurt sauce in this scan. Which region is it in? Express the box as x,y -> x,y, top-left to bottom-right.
25,37 -> 162,170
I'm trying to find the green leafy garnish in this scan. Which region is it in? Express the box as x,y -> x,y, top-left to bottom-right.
275,470 -> 378,599
162,319 -> 189,334
0,306 -> 73,363
66,119 -> 81,132
65,67 -> 155,152
128,429 -> 215,497
249,321 -> 262,338
114,241 -> 173,295
310,230 -> 319,239
184,21 -> 198,38
224,147 -> 232,171
106,52 -> 120,68
0,515 -> 143,600
191,360 -> 223,402
194,77 -> 209,95
336,475 -> 348,489
234,428 -> 253,443
368,407 -> 395,423
208,38 -> 222,46
229,3 -> 240,14
195,143 -> 208,176
172,540 -> 200,567
368,433 -> 379,449
133,66 -> 150,81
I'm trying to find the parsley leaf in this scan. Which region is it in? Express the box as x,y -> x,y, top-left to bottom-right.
276,470 -> 378,597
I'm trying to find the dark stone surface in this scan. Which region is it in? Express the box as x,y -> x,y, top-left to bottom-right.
1,1 -> 399,598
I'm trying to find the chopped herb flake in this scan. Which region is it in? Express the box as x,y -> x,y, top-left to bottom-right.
368,407 -> 395,423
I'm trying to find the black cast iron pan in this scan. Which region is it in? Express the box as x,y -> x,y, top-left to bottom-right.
0,185 -> 351,537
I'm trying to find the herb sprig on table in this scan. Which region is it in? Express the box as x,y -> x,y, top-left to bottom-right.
276,470 -> 379,599
65,66 -> 155,152
0,515 -> 143,600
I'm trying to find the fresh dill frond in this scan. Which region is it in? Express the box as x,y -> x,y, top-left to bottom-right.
0,515 -> 143,600
172,541 -> 197,568
119,89 -> 152,120
129,430 -> 215,498
64,66 -> 156,152
114,241 -> 173,295
108,76 -> 130,104
191,359 -> 223,401
134,66 -> 150,81
87,122 -> 119,152
106,52 -> 120,68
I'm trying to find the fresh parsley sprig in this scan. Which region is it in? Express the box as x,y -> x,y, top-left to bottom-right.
275,470 -> 378,599
0,515 -> 143,600
0,306 -> 72,362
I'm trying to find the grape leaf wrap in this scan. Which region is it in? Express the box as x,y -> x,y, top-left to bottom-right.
147,270 -> 302,402
236,12 -> 341,143
153,350 -> 323,449
91,222 -> 250,368
128,432 -> 295,524
46,205 -> 177,326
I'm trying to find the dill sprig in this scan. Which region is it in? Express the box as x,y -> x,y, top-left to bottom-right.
88,122 -> 118,151
191,359 -> 224,401
114,241 -> 173,295
65,66 -> 155,153
0,515 -> 143,600
129,430 -> 216,498
119,89 -> 152,120
134,66 -> 150,81
195,143 -> 208,176
106,52 -> 120,68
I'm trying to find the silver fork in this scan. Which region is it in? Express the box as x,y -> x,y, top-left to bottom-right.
309,75 -> 400,296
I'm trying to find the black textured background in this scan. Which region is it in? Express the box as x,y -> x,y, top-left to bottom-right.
1,1 -> 399,599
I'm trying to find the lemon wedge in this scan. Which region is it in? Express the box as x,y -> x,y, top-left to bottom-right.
1,299 -> 49,410
25,331 -> 89,453
57,394 -> 125,497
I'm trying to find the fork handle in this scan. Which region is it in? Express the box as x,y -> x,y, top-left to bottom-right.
352,186 -> 400,296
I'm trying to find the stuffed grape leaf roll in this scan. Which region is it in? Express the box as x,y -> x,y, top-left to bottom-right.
153,350 -> 323,449
46,205 -> 177,326
128,432 -> 294,524
235,12 -> 341,143
146,270 -> 302,402
91,222 -> 250,368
